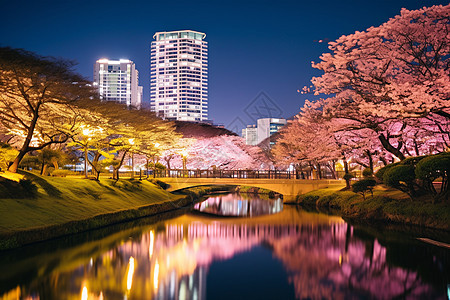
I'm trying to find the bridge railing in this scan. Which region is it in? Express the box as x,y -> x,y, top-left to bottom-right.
27,168 -> 356,180
152,169 -> 350,180
28,163 -> 359,180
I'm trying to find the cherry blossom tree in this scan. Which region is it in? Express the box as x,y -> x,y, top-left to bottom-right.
309,4 -> 450,160
273,101 -> 343,179
0,47 -> 97,172
167,136 -> 270,170
107,116 -> 178,180
66,100 -> 180,180
159,138 -> 196,171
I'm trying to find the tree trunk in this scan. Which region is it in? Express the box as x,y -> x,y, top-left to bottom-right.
52,158 -> 59,170
41,164 -> 48,176
326,162 -> 336,179
378,133 -> 406,160
165,156 -> 173,177
316,162 -> 322,179
88,152 -> 101,181
130,153 -> 134,179
413,139 -> 420,156
332,160 -> 337,178
40,159 -> 46,175
344,159 -> 351,189
8,106 -> 40,173
113,168 -> 119,180
366,150 -> 373,172
113,150 -> 129,181
84,148 -> 89,179
152,156 -> 158,178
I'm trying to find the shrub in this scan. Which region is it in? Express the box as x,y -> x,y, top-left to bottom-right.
362,168 -> 373,178
401,155 -> 426,166
352,178 -> 376,200
415,153 -> 450,202
51,169 -> 70,177
343,173 -> 355,181
342,172 -> 355,189
415,153 -> 450,181
42,166 -> 55,176
375,162 -> 400,181
383,164 -> 418,197
376,154 -> 448,201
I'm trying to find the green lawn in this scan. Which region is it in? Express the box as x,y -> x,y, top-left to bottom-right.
296,185 -> 450,231
0,171 -> 182,234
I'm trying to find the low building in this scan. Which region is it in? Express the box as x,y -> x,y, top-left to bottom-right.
256,118 -> 287,145
242,125 -> 258,145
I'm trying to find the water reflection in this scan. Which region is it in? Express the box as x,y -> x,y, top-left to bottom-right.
0,202 -> 448,299
193,193 -> 283,217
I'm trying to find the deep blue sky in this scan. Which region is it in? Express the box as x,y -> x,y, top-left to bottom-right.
1,0 -> 447,133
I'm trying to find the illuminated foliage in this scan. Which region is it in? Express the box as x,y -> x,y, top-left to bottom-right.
309,4 -> 450,160
0,47 -> 97,172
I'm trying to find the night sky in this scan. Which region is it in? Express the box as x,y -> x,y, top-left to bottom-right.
1,0 -> 447,133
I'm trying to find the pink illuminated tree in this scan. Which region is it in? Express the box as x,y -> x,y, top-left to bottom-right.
309,4 -> 450,160
167,136 -> 270,170
273,101 -> 344,178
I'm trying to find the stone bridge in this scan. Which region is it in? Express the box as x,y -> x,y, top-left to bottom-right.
157,177 -> 345,201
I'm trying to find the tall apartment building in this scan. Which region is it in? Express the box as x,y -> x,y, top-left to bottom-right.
150,30 -> 208,122
93,59 -> 143,109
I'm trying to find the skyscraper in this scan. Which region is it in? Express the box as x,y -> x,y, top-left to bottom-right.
93,59 -> 143,109
150,30 -> 208,122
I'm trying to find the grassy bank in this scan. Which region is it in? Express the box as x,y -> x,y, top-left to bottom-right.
173,185 -> 236,201
235,185 -> 279,198
0,171 -> 188,250
174,185 -> 282,201
294,185 -> 450,231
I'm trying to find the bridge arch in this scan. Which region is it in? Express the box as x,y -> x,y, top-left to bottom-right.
158,178 -> 345,202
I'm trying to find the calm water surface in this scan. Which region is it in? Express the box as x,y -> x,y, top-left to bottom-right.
0,193 -> 449,299
193,193 -> 283,217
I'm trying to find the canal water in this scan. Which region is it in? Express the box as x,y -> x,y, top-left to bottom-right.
0,193 -> 449,299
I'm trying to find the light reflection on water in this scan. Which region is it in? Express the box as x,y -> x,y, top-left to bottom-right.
0,196 -> 448,299
193,193 -> 283,217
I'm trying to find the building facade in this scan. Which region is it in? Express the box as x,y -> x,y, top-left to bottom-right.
93,59 -> 142,109
242,125 -> 258,146
256,118 -> 287,145
150,30 -> 208,122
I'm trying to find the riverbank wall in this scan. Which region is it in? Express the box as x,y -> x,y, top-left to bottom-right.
0,196 -> 193,250
0,172 -> 200,251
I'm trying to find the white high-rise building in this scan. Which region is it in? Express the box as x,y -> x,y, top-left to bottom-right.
150,30 -> 208,122
93,59 -> 142,109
